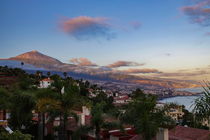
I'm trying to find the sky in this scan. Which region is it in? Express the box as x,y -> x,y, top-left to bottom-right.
0,0 -> 210,81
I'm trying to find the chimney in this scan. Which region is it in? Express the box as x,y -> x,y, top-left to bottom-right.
82,106 -> 90,115
156,128 -> 168,140
78,106 -> 91,126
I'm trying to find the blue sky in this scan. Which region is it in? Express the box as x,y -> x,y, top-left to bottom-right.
0,0 -> 210,80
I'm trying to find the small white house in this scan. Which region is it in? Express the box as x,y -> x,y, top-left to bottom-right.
39,78 -> 53,88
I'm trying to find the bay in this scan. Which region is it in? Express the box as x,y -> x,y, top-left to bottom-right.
159,95 -> 199,112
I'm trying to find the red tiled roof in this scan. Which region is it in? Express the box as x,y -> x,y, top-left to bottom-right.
169,126 -> 210,140
41,78 -> 53,82
114,96 -> 129,101
117,126 -> 210,140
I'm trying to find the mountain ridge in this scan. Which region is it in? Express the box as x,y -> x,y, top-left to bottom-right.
9,50 -> 63,65
0,50 -> 200,89
7,50 -> 68,70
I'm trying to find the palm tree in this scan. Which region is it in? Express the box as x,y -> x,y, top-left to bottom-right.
90,103 -> 104,140
47,72 -> 51,78
121,89 -> 175,140
193,82 -> 210,130
0,87 -> 10,120
8,91 -> 35,130
21,62 -> 24,68
78,90 -> 121,140
36,78 -> 85,140
73,102 -> 121,140
63,72 -> 67,79
35,88 -> 60,140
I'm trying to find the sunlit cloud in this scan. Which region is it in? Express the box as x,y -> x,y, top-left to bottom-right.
181,0 -> 210,26
69,57 -> 97,67
60,16 -> 115,40
156,71 -> 207,77
153,67 -> 210,80
121,68 -> 161,74
107,61 -> 144,68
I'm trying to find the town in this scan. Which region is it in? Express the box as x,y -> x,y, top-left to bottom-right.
88,80 -> 200,99
0,66 -> 210,140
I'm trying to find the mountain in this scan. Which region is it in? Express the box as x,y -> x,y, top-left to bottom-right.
0,51 -> 200,90
8,50 -> 63,68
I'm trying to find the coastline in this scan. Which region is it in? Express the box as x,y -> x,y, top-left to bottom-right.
158,95 -> 200,111
158,93 -> 202,100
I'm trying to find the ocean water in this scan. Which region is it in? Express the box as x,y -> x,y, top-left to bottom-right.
159,95 -> 199,112
177,87 -> 203,93
159,87 -> 205,112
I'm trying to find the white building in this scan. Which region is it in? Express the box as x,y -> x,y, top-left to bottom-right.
167,106 -> 184,121
156,103 -> 184,122
39,78 -> 53,88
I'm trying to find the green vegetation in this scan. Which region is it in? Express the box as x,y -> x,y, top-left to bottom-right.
121,89 -> 175,140
0,130 -> 32,140
193,82 -> 210,130
0,66 -> 209,140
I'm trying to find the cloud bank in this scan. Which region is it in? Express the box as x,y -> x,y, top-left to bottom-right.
70,57 -> 97,67
61,16 -> 115,40
107,61 -> 144,68
121,68 -> 161,74
181,0 -> 210,26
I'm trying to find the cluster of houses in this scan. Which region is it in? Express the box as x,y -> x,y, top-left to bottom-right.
1,77 -> 210,140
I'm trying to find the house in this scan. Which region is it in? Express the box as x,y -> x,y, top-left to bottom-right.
0,110 -> 6,120
39,78 -> 53,88
156,103 -> 184,122
166,106 -> 184,122
0,110 -> 10,122
113,95 -> 131,104
39,106 -> 91,139
201,118 -> 210,129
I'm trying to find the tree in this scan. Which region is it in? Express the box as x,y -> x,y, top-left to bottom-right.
21,62 -> 24,66
91,103 -> 104,140
77,102 -> 120,140
36,78 -> 85,140
181,105 -> 195,127
91,92 -> 115,114
83,91 -> 121,140
121,89 -> 175,140
63,72 -> 67,79
9,91 -> 35,131
35,88 -> 60,140
47,72 -> 51,78
0,87 -> 10,120
0,130 -> 32,140
72,89 -> 120,140
193,82 -> 210,130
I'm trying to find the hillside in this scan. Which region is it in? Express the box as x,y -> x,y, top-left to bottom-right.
8,50 -> 64,69
0,51 -> 200,89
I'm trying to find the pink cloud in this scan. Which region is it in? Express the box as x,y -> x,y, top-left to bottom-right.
181,0 -> 210,26
107,61 -> 144,68
70,57 -> 97,67
60,16 -> 115,40
122,68 -> 161,74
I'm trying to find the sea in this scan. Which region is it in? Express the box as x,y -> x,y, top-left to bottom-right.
159,87 -> 204,112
